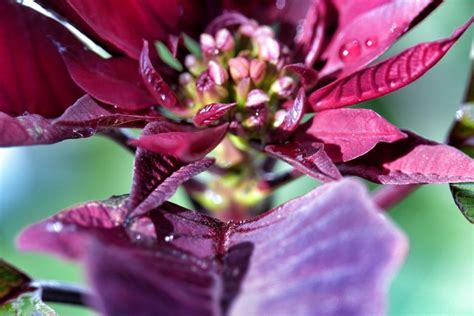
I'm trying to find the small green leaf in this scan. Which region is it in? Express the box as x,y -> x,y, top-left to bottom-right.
182,33 -> 202,58
155,41 -> 183,72
450,183 -> 474,223
0,290 -> 57,315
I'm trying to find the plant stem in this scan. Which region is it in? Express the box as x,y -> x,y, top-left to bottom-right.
32,280 -> 90,307
100,128 -> 136,154
261,169 -> 304,191
372,184 -> 420,211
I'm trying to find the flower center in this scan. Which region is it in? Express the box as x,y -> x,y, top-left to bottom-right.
172,20 -> 299,139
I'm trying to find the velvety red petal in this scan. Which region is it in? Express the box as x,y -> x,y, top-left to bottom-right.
297,108 -> 407,162
321,0 -> 442,77
65,0 -> 207,59
131,122 -> 229,163
309,18 -> 473,111
339,131 -> 474,184
0,1 -> 83,118
61,46 -> 156,110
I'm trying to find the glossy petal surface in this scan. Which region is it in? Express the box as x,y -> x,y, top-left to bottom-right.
310,19 -> 473,111
298,108 -> 406,162
131,122 -> 229,162
0,1 -> 82,118
339,131 -> 474,184
139,41 -> 181,112
62,47 -> 156,110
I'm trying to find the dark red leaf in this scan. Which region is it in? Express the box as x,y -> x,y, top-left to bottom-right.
36,0 -> 121,54
0,95 -> 160,147
339,131 -> 474,184
321,0 -> 442,77
283,64 -> 319,88
310,19 -> 473,111
65,0 -> 205,59
131,122 -> 229,163
62,47 -> 156,110
23,179 -> 406,315
0,1 -> 83,118
265,141 -> 342,182
139,41 -> 182,113
193,102 -> 236,127
270,88 -> 306,141
205,11 -> 251,34
298,108 -> 406,162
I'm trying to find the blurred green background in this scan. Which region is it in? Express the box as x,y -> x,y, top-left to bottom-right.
0,1 -> 473,315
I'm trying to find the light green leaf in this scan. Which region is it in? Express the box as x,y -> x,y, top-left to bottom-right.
0,290 -> 57,315
182,33 -> 202,58
154,41 -> 183,72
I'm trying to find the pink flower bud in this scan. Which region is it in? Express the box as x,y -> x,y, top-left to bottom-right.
179,72 -> 193,85
215,28 -> 235,52
254,26 -> 274,38
271,76 -> 296,98
249,59 -> 266,84
273,109 -> 287,128
208,60 -> 228,85
228,57 -> 249,82
184,54 -> 197,69
239,21 -> 258,37
235,78 -> 251,105
200,33 -> 218,56
256,36 -> 280,62
246,89 -> 270,107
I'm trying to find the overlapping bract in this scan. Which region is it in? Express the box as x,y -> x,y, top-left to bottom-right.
18,172 -> 407,316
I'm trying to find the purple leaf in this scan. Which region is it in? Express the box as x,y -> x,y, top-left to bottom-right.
339,131 -> 474,184
310,18 -> 473,111
131,122 -> 229,162
193,103 -> 237,127
297,108 -> 407,162
265,141 -> 341,182
62,46 -> 156,111
17,195 -> 133,260
130,157 -> 214,218
37,179 -> 405,316
0,1 -> 83,118
140,40 -> 184,113
321,0 -> 442,77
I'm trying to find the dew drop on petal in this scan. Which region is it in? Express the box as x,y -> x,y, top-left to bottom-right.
164,235 -> 174,242
365,37 -> 378,49
339,40 -> 361,62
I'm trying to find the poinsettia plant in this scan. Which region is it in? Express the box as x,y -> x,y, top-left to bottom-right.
0,0 -> 472,315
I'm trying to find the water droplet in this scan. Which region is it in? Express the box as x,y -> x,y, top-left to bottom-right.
46,222 -> 63,233
390,23 -> 398,33
339,40 -> 361,62
275,0 -> 286,10
365,37 -> 378,48
164,235 -> 174,242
